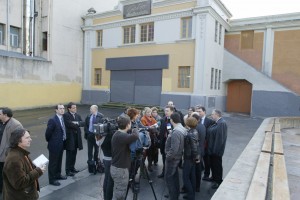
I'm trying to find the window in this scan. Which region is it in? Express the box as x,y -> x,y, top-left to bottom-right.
123,25 -> 135,44
140,22 -> 154,42
210,68 -> 214,89
219,24 -> 222,45
214,69 -> 218,90
241,30 -> 254,49
94,68 -> 102,85
0,24 -> 4,45
96,30 -> 103,47
10,26 -> 20,47
42,32 -> 47,51
214,20 -> 218,42
218,70 -> 221,90
178,66 -> 190,88
181,17 -> 192,39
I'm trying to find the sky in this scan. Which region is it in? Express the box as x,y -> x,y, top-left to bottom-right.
95,0 -> 300,19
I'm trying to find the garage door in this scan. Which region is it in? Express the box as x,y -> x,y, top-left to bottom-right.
110,69 -> 162,105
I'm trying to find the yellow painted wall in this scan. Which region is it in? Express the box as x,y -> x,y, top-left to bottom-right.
152,1 -> 196,14
0,82 -> 82,109
273,29 -> 300,95
91,42 -> 195,93
93,15 -> 123,25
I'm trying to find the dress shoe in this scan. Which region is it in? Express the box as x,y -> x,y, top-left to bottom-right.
49,181 -> 61,186
196,188 -> 200,192
154,163 -> 158,166
57,175 -> 67,180
211,183 -> 220,189
182,195 -> 188,199
202,176 -> 213,182
164,194 -> 169,198
66,172 -> 75,177
157,173 -> 164,178
71,169 -> 80,173
180,189 -> 187,194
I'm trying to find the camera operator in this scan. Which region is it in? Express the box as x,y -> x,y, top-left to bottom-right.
100,132 -> 114,200
84,105 -> 104,173
111,115 -> 139,200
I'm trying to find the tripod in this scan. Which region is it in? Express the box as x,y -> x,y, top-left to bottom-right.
125,153 -> 157,200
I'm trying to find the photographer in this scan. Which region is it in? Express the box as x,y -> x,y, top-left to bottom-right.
84,105 -> 104,173
111,116 -> 139,200
100,132 -> 114,200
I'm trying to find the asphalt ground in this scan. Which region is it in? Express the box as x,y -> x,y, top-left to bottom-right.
11,105 -> 263,200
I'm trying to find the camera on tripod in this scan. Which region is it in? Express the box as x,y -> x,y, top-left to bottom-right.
92,118 -> 118,136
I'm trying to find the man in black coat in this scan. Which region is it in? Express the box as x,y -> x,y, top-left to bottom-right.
207,109 -> 227,189
63,102 -> 85,176
157,105 -> 174,178
45,104 -> 67,186
196,106 -> 215,181
84,105 -> 104,171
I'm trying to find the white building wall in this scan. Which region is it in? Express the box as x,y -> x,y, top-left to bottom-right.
102,27 -> 122,48
155,18 -> 181,43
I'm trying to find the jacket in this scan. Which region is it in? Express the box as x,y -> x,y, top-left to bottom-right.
165,123 -> 185,161
207,118 -> 227,156
84,112 -> 104,136
0,118 -> 23,162
45,115 -> 65,153
184,128 -> 200,161
63,112 -> 84,151
3,147 -> 43,200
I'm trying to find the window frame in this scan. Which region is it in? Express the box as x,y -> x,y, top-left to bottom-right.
42,32 -> 47,51
123,25 -> 136,44
214,68 -> 218,90
214,20 -> 218,43
94,68 -> 102,85
241,30 -> 254,49
140,22 -> 154,43
0,24 -> 4,45
96,30 -> 103,47
10,26 -> 19,48
181,17 -> 192,39
219,24 -> 222,45
210,68 -> 214,89
218,70 -> 221,90
178,66 -> 191,88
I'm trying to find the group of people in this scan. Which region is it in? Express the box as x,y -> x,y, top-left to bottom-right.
0,101 -> 228,200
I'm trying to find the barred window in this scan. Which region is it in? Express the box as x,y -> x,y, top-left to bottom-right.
218,70 -> 221,90
94,68 -> 102,85
214,21 -> 218,43
96,30 -> 103,47
178,66 -> 190,88
123,26 -> 135,44
42,32 -> 47,51
181,17 -> 192,39
210,68 -> 214,89
214,69 -> 218,90
140,22 -> 154,42
219,24 -> 222,45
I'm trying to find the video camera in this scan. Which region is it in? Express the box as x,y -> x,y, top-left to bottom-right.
92,118 -> 118,136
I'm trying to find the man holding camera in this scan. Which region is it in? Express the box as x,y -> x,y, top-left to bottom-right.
111,115 -> 139,200
84,105 -> 104,173
165,112 -> 185,200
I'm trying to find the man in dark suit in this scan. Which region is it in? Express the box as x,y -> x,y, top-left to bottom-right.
63,102 -> 85,176
196,106 -> 215,181
84,105 -> 104,173
207,109 -> 227,189
157,105 -> 174,178
45,104 -> 67,186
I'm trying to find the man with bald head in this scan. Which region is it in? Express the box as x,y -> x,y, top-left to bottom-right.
84,105 -> 104,173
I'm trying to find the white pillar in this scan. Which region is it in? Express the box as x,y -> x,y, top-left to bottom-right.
263,27 -> 274,77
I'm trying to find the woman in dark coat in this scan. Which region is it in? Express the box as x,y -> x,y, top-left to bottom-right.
2,128 -> 46,200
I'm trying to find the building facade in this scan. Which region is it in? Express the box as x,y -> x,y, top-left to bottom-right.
82,0 -> 231,114
0,0 -> 103,109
